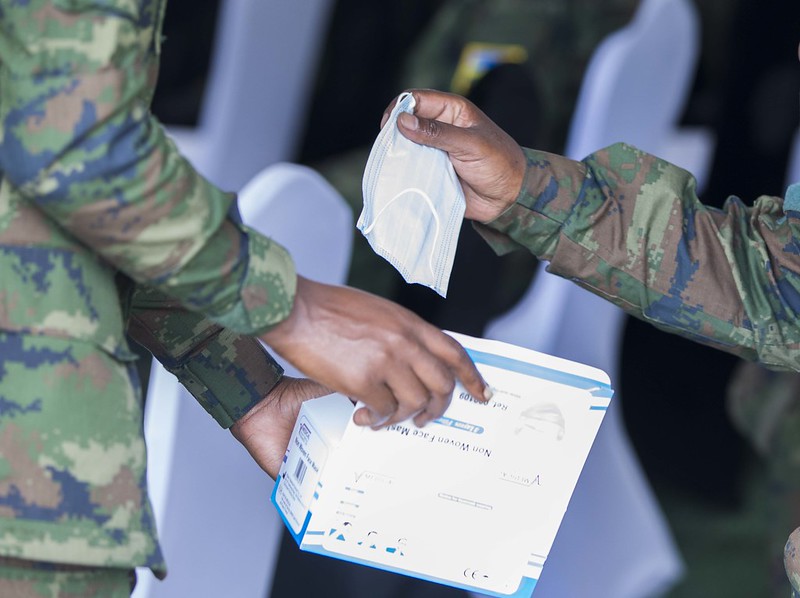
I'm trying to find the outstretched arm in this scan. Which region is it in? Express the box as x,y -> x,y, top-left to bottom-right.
391,89 -> 800,372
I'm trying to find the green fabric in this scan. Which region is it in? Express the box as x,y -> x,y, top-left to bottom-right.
478,142 -> 800,593
0,557 -> 133,598
0,0 -> 291,574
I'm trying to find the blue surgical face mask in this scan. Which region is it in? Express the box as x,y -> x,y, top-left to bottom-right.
358,92 -> 465,297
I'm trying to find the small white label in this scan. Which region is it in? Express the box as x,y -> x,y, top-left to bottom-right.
275,414 -> 330,535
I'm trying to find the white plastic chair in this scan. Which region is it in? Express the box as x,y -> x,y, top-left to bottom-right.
566,0 -> 713,191
134,164 -> 353,598
237,163 -> 353,295
483,0 -> 700,595
167,0 -> 334,192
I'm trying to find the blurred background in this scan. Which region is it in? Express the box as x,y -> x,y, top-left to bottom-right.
142,0 -> 800,596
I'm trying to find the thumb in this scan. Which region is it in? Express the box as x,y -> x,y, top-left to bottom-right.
397,112 -> 475,157
353,406 -> 392,428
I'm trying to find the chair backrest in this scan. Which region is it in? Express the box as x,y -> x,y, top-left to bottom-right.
489,0 -> 700,369
484,0 -> 698,594
238,162 -> 354,289
169,0 -> 334,192
566,0 -> 698,160
133,164 -> 353,598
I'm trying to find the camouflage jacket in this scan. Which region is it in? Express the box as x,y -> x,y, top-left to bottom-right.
480,143 -> 800,369
478,142 -> 800,591
0,0 -> 295,575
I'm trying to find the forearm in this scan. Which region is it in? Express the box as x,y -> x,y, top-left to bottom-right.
0,0 -> 295,335
477,143 -> 800,370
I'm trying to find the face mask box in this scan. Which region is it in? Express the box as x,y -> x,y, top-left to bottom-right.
271,332 -> 612,597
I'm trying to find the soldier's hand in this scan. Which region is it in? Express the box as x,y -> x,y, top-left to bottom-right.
383,89 -> 526,224
259,276 -> 490,429
231,376 -> 331,479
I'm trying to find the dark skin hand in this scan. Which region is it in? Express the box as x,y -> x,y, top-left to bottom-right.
388,87 -> 800,597
231,376 -> 331,479
256,90 -> 517,433
382,89 -> 527,224
260,276 -> 491,429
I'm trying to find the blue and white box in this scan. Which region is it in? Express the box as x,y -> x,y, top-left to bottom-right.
272,332 -> 613,596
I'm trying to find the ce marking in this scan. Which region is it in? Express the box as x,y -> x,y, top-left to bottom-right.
463,568 -> 489,581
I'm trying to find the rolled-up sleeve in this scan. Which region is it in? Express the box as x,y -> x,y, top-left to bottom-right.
475,144 -> 800,371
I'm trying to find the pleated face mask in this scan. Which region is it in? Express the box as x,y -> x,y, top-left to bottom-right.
358,92 -> 465,297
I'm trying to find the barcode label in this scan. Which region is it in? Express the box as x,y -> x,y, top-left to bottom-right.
294,458 -> 308,485
274,412 -> 331,536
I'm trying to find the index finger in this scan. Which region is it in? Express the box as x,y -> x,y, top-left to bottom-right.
409,89 -> 479,128
380,89 -> 478,129
423,329 -> 492,403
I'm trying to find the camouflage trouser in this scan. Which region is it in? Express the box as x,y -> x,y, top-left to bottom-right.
0,556 -> 134,598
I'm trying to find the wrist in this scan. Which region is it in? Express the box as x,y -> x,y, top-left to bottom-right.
231,376 -> 285,437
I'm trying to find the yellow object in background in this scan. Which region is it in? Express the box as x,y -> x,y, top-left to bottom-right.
450,42 -> 528,95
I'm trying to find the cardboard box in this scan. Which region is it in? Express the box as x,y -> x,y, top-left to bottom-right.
272,332 -> 612,596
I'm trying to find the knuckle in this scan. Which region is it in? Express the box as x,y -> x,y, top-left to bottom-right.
378,399 -> 398,417
433,376 -> 456,398
420,118 -> 440,139
369,345 -> 394,368
405,395 -> 428,413
352,370 -> 374,392
428,399 -> 449,418
441,335 -> 465,359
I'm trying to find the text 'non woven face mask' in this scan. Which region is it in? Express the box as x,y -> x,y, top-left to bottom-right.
358,92 -> 465,297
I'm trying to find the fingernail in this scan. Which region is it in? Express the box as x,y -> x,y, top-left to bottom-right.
399,112 -> 419,130
415,413 -> 430,426
370,412 -> 391,428
353,409 -> 371,426
483,386 -> 494,401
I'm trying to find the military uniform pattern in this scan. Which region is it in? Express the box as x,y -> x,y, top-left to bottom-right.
126,284 -> 284,429
477,142 -> 800,593
0,0 -> 294,575
0,0 -> 296,337
0,556 -> 134,597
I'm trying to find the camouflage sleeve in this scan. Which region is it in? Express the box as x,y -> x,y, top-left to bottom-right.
476,143 -> 800,371
0,0 -> 295,336
126,285 -> 284,428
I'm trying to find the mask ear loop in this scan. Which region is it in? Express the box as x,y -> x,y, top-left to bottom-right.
360,188 -> 440,277
384,95 -> 417,159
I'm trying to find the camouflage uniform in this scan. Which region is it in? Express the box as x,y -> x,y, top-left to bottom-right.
476,143 -> 800,594
0,0 -> 294,590
0,555 -> 135,597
